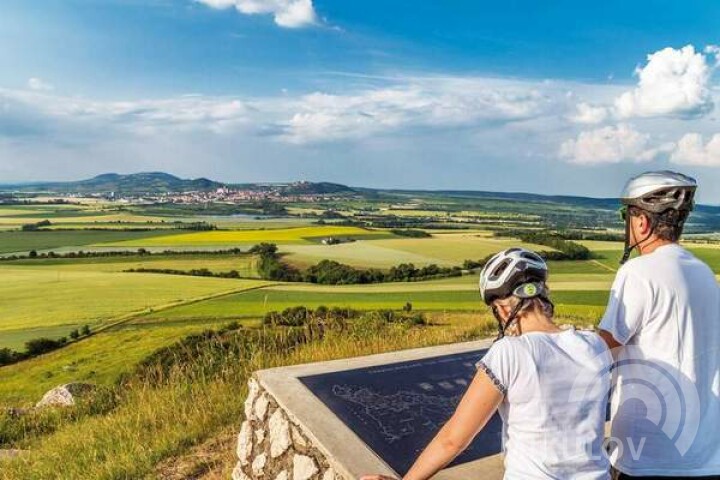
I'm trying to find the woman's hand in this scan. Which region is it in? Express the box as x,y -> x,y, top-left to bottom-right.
360,475 -> 399,480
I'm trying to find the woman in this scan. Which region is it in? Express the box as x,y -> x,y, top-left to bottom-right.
362,248 -> 611,480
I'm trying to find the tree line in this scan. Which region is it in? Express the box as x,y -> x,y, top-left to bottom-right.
0,325 -> 92,367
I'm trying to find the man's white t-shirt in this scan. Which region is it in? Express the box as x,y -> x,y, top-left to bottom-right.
600,243 -> 720,476
478,329 -> 612,480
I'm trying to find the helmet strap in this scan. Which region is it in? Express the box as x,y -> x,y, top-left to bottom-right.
493,298 -> 528,341
620,208 -> 657,265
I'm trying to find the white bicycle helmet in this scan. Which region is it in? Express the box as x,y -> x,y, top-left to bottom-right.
621,170 -> 697,214
479,248 -> 549,305
619,171 -> 697,264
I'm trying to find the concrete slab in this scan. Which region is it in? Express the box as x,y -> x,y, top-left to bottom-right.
256,339 -> 503,480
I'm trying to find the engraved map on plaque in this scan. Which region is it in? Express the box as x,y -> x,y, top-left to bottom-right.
299,349 -> 503,475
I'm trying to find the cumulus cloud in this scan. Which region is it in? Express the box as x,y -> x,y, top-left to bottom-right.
196,0 -> 318,28
568,102 -> 609,124
670,132 -> 720,166
277,78 -> 551,144
27,77 -> 54,92
559,124 -> 672,165
0,89 -> 250,137
614,45 -> 715,119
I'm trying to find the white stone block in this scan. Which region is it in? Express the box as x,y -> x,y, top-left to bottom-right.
291,425 -> 308,448
237,420 -> 253,466
322,468 -> 337,480
255,428 -> 266,445
269,409 -> 292,458
252,453 -> 268,476
245,378 -> 261,420
275,470 -> 289,480
255,392 -> 270,421
232,463 -> 251,480
293,454 -> 318,480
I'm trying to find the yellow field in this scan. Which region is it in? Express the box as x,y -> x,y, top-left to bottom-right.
95,226 -> 387,247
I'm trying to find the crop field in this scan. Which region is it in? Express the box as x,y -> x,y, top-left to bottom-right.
0,266 -> 266,349
139,284 -> 610,321
97,226 -> 393,248
0,230 -> 174,254
284,232 -> 557,268
1,253 -> 259,276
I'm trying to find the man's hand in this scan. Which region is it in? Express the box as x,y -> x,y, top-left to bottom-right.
360,475 -> 399,480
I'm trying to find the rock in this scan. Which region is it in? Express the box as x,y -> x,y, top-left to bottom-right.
252,453 -> 268,476
275,470 -> 289,480
293,454 -> 318,480
245,378 -> 261,420
35,383 -> 95,408
291,425 -> 308,448
255,427 -> 266,445
232,463 -> 251,480
269,409 -> 291,458
237,420 -> 253,466
254,392 -> 270,421
322,468 -> 337,480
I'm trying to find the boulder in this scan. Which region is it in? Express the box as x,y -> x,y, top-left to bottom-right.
35,383 -> 96,408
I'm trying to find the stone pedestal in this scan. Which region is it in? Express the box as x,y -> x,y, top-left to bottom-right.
233,339 -> 503,480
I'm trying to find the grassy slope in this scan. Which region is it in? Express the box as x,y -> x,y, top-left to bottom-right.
0,267 -> 264,348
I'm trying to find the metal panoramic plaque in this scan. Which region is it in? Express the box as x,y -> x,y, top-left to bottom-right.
299,349 -> 503,475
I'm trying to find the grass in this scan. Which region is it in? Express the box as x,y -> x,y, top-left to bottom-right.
2,253 -> 259,276
0,267 -> 265,347
284,232 -> 558,269
140,285 -> 609,320
95,226 -> 393,248
0,230 -> 173,254
0,315 -> 495,479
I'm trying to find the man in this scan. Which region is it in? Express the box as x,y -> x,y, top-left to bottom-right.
598,171 -> 720,479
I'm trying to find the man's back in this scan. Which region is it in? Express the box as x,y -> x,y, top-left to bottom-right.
600,244 -> 720,476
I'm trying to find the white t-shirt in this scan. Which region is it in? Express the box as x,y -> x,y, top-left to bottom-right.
478,329 -> 612,480
600,243 -> 720,476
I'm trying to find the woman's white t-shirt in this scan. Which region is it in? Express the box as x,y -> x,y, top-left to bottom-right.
477,329 -> 612,480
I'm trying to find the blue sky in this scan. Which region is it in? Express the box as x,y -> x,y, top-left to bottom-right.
3,0 -> 720,201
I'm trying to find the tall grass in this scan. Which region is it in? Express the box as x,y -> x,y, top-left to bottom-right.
0,313 -> 496,480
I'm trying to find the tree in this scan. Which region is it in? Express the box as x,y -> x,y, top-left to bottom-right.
81,325 -> 91,336
70,329 -> 80,340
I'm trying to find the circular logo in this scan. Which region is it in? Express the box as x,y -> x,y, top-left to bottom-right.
523,283 -> 537,296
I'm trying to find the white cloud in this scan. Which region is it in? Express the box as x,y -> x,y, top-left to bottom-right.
568,102 -> 609,124
670,132 -> 720,166
0,89 -> 250,136
196,0 -> 317,28
27,77 -> 54,92
278,78 -> 551,143
559,124 -> 672,165
614,45 -> 715,119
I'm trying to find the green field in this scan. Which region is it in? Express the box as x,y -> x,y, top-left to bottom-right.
1,253 -> 259,275
0,230 -> 174,254
0,266 -> 267,349
139,284 -> 609,321
284,232 -> 558,268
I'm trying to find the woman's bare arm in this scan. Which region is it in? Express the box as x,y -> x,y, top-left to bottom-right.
361,369 -> 503,480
